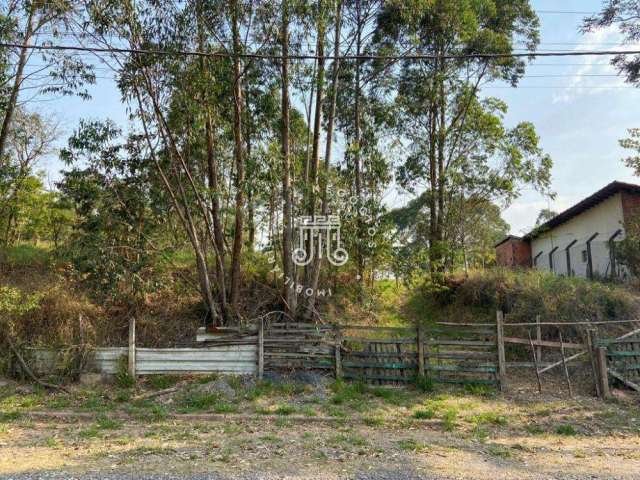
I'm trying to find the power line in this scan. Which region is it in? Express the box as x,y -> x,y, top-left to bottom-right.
2,41 -> 640,61
536,10 -> 595,15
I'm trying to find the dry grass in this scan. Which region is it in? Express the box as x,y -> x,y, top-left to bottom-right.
1,373 -> 640,479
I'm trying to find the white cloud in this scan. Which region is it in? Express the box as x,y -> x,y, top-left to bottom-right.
551,26 -> 631,104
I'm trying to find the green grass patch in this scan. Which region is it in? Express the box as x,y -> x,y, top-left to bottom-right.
1,244 -> 50,267
96,414 -> 123,430
555,424 -> 577,436
486,443 -> 511,459
412,407 -> 436,420
467,411 -> 508,427
176,390 -> 230,413
441,408 -> 457,431
148,375 -> 181,390
397,438 -> 429,453
414,375 -> 435,393
331,432 -> 368,448
364,415 -> 384,426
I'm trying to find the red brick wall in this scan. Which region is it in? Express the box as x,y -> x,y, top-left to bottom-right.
621,191 -> 640,228
496,238 -> 532,268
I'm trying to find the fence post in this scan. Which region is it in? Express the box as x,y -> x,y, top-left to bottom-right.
496,310 -> 506,391
536,315 -> 542,364
334,325 -> 343,380
596,346 -> 612,399
257,317 -> 264,380
586,329 -> 601,398
417,323 -> 425,378
128,317 -> 136,380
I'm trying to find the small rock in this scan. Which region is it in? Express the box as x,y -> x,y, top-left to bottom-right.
15,384 -> 35,395
198,378 -> 236,399
79,373 -> 103,386
0,377 -> 11,388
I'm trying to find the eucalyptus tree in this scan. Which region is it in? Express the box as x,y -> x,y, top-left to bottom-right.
0,109 -> 58,246
0,0 -> 94,164
374,0 -> 551,276
79,0 -> 279,324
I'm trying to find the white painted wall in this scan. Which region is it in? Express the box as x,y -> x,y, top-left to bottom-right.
530,193 -> 626,278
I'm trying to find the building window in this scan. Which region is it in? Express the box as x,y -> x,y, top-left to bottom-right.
581,250 -> 588,263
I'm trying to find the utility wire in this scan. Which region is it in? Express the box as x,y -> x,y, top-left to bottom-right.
2,41 -> 640,60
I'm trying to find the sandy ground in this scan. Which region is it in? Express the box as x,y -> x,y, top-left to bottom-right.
1,370 -> 640,479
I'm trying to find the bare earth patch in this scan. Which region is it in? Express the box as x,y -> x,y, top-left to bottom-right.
1,372 -> 639,479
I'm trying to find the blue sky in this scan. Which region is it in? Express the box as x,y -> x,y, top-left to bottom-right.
32,0 -> 640,236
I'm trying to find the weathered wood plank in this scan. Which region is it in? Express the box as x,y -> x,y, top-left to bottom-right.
503,336 -> 585,349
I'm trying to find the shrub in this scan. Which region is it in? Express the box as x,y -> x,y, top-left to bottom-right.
418,268 -> 639,325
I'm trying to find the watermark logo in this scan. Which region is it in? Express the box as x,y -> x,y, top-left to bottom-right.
292,215 -> 349,267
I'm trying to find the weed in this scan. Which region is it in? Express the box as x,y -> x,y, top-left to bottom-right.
96,414 -> 123,430
46,396 -> 71,410
555,424 -> 577,436
114,390 -> 132,403
472,425 -> 489,442
196,374 -> 219,384
44,436 -> 58,448
464,384 -> 494,396
115,356 -> 135,389
330,380 -> 367,405
468,411 -> 508,426
176,390 -> 221,412
78,426 -> 100,438
486,443 -> 511,458
79,393 -> 112,413
0,411 -> 21,423
275,418 -> 290,427
364,415 -> 384,426
126,401 -> 168,422
412,408 -> 436,420
442,408 -> 457,431
414,375 -> 434,393
259,434 -> 283,444
273,404 -> 296,415
300,405 -> 317,417
244,380 -> 275,400
148,375 -> 180,390
221,423 -> 240,434
331,432 -> 368,448
524,424 -> 545,435
323,405 -> 347,418
397,438 -> 429,453
213,403 -> 238,414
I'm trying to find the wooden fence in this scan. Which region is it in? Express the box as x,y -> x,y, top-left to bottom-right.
260,321 -> 501,388
598,327 -> 640,394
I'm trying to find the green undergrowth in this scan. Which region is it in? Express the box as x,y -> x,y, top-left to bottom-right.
410,268 -> 640,329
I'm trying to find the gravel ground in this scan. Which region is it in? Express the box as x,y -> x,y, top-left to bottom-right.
0,470 -> 436,480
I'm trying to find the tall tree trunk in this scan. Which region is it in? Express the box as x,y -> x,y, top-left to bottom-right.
229,0 -> 245,311
245,93 -> 255,251
281,0 -> 296,316
197,8 -> 229,323
302,0 -> 326,319
306,0 -> 342,319
353,0 -> 365,288
0,7 -> 34,163
428,83 -> 438,273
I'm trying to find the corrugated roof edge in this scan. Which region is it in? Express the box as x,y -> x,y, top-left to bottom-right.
523,181 -> 640,241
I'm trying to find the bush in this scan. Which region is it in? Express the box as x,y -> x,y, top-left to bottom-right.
418,268 -> 639,325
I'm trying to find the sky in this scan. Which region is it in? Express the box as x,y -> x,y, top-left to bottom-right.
29,0 -> 640,237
